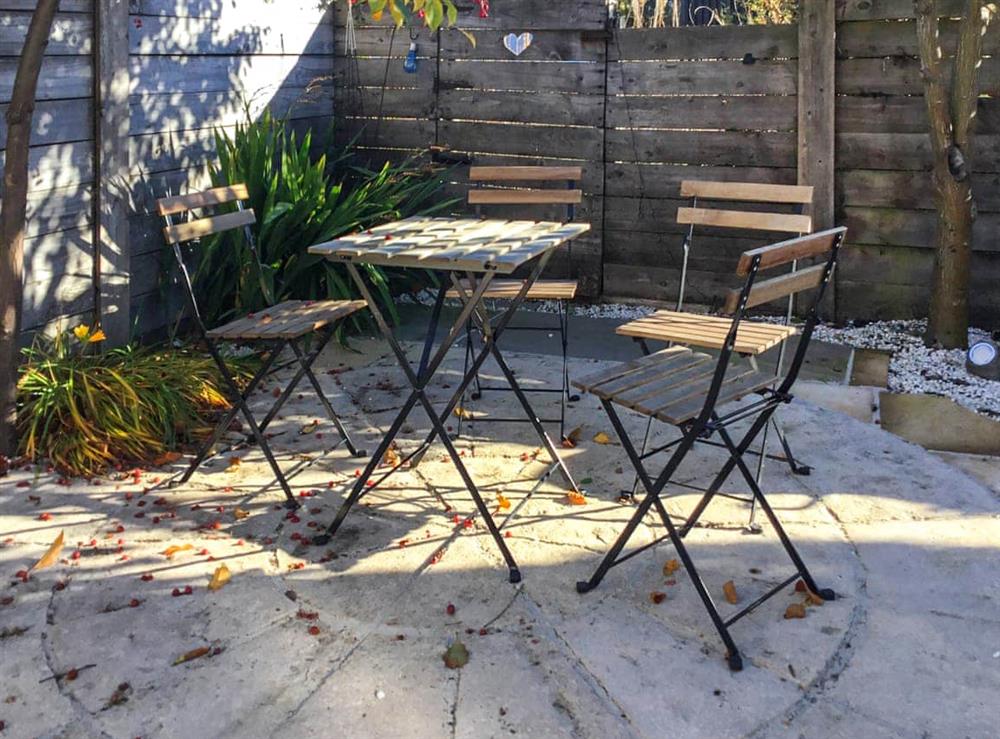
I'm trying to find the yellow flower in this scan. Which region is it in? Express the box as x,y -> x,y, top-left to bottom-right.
88,329 -> 107,343
73,325 -> 90,341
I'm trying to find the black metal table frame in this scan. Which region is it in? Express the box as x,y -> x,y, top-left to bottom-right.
313,250 -> 580,583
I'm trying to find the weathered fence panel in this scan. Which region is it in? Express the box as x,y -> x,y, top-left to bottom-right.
1,0 -> 96,338
332,1 -> 607,296
603,23 -> 801,307
835,3 -> 1000,322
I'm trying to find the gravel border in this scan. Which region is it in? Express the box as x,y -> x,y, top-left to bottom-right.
398,292 -> 1000,418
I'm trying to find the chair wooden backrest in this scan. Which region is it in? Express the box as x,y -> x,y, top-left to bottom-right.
156,184 -> 260,327
673,179 -> 814,312
468,166 -> 583,221
699,227 -> 847,422
722,228 -> 843,314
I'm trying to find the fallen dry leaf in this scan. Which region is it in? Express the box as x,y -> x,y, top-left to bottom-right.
561,425 -> 583,448
152,451 -> 182,467
650,591 -> 667,604
723,580 -> 739,605
233,508 -> 250,521
31,531 -> 65,571
496,494 -> 511,511
382,448 -> 401,468
207,564 -> 231,592
592,431 -> 614,445
173,646 -> 211,665
443,639 -> 470,669
299,421 -> 319,435
804,588 -> 825,607
565,491 -> 587,506
225,457 -> 242,473
784,603 -> 807,620
663,559 -> 680,577
453,406 -> 475,420
161,544 -> 194,559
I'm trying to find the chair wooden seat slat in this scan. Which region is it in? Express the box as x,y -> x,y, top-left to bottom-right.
207,299 -> 367,341
573,347 -> 769,425
617,310 -> 796,355
445,278 -> 578,301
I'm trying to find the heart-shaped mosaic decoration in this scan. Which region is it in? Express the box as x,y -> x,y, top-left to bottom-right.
503,32 -> 534,57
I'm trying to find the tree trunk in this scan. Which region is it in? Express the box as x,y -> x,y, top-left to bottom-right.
0,0 -> 61,456
915,0 -> 990,349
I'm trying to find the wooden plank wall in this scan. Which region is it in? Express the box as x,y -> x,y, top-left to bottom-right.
604,23 -> 800,308
835,0 -> 1000,322
333,0 -> 608,296
127,0 -> 337,335
1,0 -> 97,338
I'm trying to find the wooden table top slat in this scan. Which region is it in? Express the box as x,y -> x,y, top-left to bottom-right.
309,218 -> 590,274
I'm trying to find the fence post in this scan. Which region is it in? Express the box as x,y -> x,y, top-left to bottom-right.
797,0 -> 835,229
94,0 -> 131,345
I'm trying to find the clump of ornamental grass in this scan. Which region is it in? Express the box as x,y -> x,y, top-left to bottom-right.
17,324 -> 255,476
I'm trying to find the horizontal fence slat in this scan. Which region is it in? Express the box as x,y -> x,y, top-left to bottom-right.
129,14 -> 335,55
836,0 -> 967,21
439,59 -> 605,94
0,56 -> 91,102
607,60 -> 797,95
606,129 -> 797,168
609,25 -> 797,61
439,120 -> 603,161
605,94 -> 797,131
0,11 -> 92,55
439,88 -> 604,127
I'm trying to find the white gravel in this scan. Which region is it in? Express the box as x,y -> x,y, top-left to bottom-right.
398,291 -> 1000,418
814,319 -> 1000,418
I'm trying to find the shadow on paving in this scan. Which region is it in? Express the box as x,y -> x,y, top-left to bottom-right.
1,340 -> 998,738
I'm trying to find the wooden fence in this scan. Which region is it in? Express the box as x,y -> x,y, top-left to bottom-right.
3,0 -> 337,344
334,0 -> 1000,324
4,0 -> 999,343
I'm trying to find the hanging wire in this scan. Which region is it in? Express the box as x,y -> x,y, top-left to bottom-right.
372,24 -> 398,149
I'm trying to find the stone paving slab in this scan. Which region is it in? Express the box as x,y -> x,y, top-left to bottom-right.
2,340 -> 999,738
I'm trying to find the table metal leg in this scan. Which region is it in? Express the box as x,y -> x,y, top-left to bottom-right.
314,263 -> 523,580
444,269 -> 580,493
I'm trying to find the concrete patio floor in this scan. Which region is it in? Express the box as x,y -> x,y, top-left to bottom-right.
2,327 -> 999,739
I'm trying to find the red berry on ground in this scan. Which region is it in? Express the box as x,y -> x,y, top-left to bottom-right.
446,603 -> 456,616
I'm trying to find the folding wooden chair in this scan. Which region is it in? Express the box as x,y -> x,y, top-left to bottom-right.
157,184 -> 368,508
618,180 -> 816,528
574,227 -> 847,671
447,166 -> 583,439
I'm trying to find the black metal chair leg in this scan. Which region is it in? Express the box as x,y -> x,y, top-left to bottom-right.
176,346 -> 282,485
715,423 -> 835,602
487,343 -> 580,493
772,418 -> 812,476
648,494 -> 744,671
288,338 -> 365,458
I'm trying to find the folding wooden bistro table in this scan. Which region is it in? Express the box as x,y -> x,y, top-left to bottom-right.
308,216 -> 591,582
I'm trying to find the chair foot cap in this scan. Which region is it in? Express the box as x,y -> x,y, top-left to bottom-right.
817,588 -> 836,601
727,653 -> 744,672
576,580 -> 594,594
508,568 -> 522,584
352,449 -> 367,459
312,534 -> 332,546
793,465 -> 812,476
471,392 -> 482,401
568,394 -> 581,402
745,522 -> 764,535
283,499 -> 300,511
